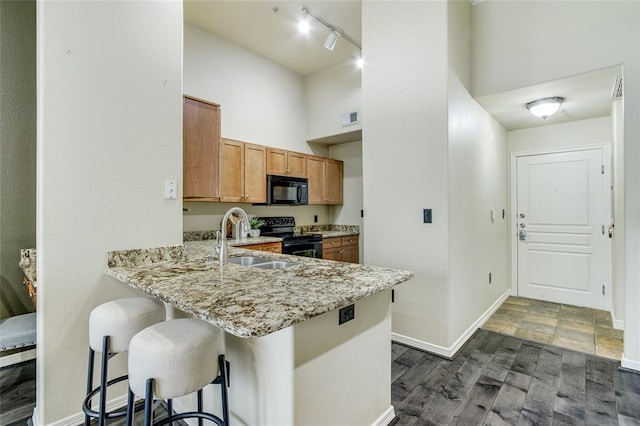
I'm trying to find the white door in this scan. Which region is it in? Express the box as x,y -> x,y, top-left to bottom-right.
516,148 -> 608,310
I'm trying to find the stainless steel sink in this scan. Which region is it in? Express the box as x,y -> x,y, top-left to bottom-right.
227,256 -> 270,266
250,261 -> 298,270
227,256 -> 297,269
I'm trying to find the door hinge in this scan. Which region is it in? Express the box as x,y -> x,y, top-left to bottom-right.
601,164 -> 605,174
391,289 -> 395,303
602,225 -> 605,235
602,285 -> 605,295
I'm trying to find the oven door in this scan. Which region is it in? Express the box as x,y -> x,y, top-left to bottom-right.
282,240 -> 322,259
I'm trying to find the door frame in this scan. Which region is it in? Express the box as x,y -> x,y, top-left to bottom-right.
509,144 -> 613,310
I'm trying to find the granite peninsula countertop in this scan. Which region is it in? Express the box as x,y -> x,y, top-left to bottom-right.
105,241 -> 412,338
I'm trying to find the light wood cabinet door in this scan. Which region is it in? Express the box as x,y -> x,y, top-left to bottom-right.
219,138 -> 244,202
183,96 -> 220,200
340,242 -> 359,264
267,148 -> 307,178
287,152 -> 307,178
325,159 -> 343,204
244,143 -> 266,203
241,244 -> 263,251
322,246 -> 342,262
306,156 -> 325,205
266,148 -> 288,176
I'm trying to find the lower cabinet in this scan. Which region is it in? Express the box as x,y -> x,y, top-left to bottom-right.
240,241 -> 282,254
322,236 -> 359,263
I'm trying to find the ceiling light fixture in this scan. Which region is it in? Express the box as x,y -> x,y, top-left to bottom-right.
356,57 -> 364,69
300,6 -> 362,52
525,96 -> 565,119
297,8 -> 310,34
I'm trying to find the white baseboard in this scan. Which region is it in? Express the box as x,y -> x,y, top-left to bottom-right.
392,289 -> 511,359
611,308 -> 624,330
621,355 -> 640,372
40,394 -> 129,426
0,348 -> 36,368
372,405 -> 395,426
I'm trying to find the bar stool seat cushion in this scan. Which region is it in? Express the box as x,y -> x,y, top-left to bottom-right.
89,297 -> 165,353
0,312 -> 36,351
128,318 -> 221,400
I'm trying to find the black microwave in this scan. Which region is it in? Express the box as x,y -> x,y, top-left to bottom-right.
265,175 -> 308,206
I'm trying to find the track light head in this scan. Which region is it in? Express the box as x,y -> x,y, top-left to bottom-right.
324,29 -> 339,50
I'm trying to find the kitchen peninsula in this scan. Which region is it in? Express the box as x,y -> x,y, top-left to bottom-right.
105,241 -> 413,425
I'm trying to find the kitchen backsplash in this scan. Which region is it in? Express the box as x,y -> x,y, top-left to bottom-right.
294,224 -> 359,234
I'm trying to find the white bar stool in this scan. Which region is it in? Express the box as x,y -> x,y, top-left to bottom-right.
127,317 -> 229,426
83,297 -> 165,426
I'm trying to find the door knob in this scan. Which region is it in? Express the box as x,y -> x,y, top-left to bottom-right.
519,229 -> 527,241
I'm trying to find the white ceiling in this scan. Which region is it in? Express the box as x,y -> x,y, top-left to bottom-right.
184,0 -> 362,76
475,65 -> 622,131
184,1 -> 620,132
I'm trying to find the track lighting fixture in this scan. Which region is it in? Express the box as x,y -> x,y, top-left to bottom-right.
299,6 -> 361,54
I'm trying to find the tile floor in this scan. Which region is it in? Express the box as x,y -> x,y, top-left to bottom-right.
483,296 -> 624,360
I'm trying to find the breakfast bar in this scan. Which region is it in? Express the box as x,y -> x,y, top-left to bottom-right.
105,241 -> 413,425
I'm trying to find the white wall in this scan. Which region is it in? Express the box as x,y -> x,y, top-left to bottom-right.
362,1 -> 450,347
329,141 -> 364,261
447,71 -> 509,342
37,2 -> 183,423
0,0 -> 36,318
183,23 -> 332,229
508,117 -> 612,153
473,0 -> 640,370
305,61 -> 362,141
612,100 -> 625,327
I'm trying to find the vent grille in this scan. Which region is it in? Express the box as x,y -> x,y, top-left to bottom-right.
612,76 -> 623,99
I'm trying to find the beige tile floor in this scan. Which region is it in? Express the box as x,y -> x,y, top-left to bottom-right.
483,296 -> 624,360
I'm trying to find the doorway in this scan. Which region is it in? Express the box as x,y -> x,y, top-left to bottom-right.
511,146 -> 611,311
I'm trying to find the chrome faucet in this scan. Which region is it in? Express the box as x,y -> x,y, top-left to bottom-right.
216,207 -> 250,267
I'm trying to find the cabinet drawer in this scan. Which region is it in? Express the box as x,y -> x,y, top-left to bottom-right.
262,242 -> 282,253
241,244 -> 263,251
341,236 -> 358,246
323,237 -> 342,249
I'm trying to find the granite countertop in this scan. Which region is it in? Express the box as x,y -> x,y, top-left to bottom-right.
105,241 -> 412,338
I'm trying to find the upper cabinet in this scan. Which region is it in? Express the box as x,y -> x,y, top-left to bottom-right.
307,156 -> 343,205
266,148 -> 307,178
183,96 -> 220,201
219,139 -> 266,203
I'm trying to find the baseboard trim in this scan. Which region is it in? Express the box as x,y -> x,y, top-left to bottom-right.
621,355 -> 640,372
372,405 -> 395,426
40,394 -> 129,426
611,308 -> 624,330
392,289 -> 511,359
0,348 -> 36,368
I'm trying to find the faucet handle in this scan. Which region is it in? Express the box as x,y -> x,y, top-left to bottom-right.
214,230 -> 222,254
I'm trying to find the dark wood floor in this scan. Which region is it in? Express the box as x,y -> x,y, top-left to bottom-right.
4,329 -> 640,425
391,329 -> 640,425
0,359 -> 35,426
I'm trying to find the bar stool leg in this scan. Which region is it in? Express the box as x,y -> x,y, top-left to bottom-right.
144,378 -> 155,426
98,335 -> 110,426
218,355 -> 230,426
126,387 -> 135,426
85,348 -> 95,426
197,389 -> 203,426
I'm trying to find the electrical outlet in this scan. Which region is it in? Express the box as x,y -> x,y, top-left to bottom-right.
164,180 -> 177,199
423,209 -> 432,223
339,304 -> 355,325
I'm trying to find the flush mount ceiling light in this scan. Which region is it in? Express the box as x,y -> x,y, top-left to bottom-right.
525,96 -> 565,119
299,6 -> 361,57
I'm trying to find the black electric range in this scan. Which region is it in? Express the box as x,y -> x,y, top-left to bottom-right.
257,217 -> 323,259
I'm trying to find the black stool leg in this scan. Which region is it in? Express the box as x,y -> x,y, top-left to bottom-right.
197,389 -> 203,426
144,378 -> 154,426
85,347 -> 95,426
126,387 -> 135,426
167,398 -> 173,426
98,336 -> 111,426
218,354 -> 230,426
